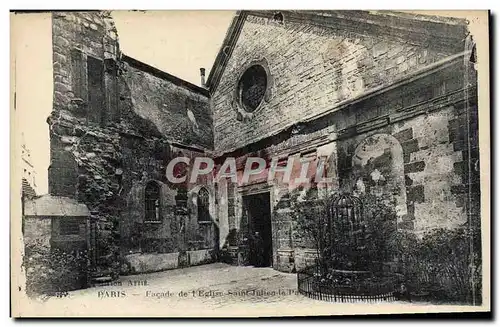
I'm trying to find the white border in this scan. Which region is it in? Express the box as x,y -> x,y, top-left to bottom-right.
3,1 -> 497,325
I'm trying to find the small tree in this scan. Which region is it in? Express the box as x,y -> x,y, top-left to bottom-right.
359,193 -> 399,270
289,186 -> 330,271
292,189 -> 400,274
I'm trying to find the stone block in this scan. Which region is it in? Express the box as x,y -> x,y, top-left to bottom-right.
401,139 -> 420,162
453,161 -> 468,176
124,252 -> 180,274
276,249 -> 295,273
188,249 -> 213,266
393,128 -> 413,143
54,35 -> 70,48
407,185 -> 425,203
54,81 -> 71,93
404,161 -> 426,174
405,175 -> 413,186
450,184 -> 466,194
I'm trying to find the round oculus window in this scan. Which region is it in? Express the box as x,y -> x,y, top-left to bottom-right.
237,65 -> 268,113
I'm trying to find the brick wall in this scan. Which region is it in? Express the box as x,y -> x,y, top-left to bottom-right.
211,13 -> 458,153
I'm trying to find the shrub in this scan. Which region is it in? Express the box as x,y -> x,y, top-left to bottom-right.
291,188 -> 399,272
23,240 -> 89,298
395,227 -> 482,304
291,189 -> 482,304
289,186 -> 328,265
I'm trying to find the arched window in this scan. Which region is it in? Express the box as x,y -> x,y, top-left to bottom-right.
197,187 -> 211,222
145,181 -> 161,223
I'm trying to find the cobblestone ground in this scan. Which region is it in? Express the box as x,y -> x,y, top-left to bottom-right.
88,263 -> 317,306
31,263 -> 423,317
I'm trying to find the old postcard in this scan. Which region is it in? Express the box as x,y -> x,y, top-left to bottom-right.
10,9 -> 490,317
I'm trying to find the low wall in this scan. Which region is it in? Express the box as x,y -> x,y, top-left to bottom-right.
292,248 -> 319,272
275,249 -> 295,273
124,252 -> 180,274
189,249 -> 213,266
123,249 -> 215,274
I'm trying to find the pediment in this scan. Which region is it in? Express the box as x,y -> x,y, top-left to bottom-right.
207,10 -> 469,94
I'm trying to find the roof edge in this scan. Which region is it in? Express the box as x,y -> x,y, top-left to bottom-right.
206,10 -> 469,95
122,54 -> 210,97
205,10 -> 247,91
212,51 -> 472,158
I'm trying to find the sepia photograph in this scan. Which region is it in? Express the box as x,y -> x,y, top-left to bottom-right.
10,8 -> 490,317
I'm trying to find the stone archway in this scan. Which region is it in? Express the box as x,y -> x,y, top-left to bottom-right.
351,133 -> 407,218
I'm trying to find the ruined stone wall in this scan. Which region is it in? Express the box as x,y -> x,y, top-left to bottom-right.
49,11 -> 121,198
49,11 -> 216,276
211,13 -> 465,153
121,59 -> 212,149
49,12 -> 122,276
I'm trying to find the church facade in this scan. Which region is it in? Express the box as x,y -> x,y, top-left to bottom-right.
47,10 -> 480,277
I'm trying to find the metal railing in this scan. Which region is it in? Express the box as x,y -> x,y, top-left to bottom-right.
297,265 -> 401,303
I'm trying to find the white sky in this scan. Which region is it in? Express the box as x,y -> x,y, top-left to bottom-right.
112,11 -> 235,86
12,11 -> 235,194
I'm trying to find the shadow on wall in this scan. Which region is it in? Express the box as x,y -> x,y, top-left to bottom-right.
119,182 -> 220,275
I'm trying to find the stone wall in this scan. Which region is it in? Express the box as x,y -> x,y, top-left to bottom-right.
123,249 -> 214,274
49,11 -> 479,276
121,57 -> 212,149
214,54 -> 479,272
333,61 -> 479,234
23,217 -> 52,250
49,11 -> 216,277
49,12 -> 122,276
49,11 -> 120,197
211,12 -> 466,153
119,142 -> 218,256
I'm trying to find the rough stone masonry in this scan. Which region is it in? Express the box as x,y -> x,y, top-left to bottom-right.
47,10 -> 480,276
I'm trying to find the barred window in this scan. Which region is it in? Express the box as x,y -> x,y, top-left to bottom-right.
145,181 -> 161,223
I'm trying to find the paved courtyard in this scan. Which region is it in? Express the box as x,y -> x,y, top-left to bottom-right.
26,263 -> 424,317
83,263 -> 316,307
